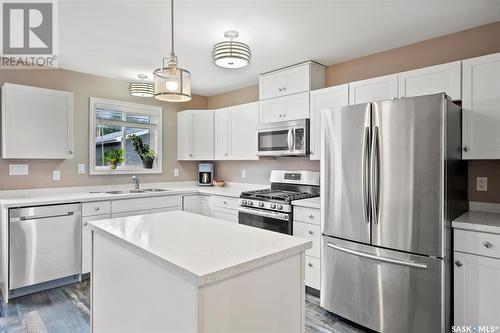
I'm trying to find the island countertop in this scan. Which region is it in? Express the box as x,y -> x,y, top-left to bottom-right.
88,211 -> 312,286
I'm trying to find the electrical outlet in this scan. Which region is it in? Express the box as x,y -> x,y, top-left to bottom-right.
78,163 -> 86,174
174,168 -> 179,177
9,164 -> 28,176
52,170 -> 61,181
477,177 -> 488,192
241,169 -> 246,178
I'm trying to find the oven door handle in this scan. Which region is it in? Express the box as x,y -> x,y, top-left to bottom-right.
238,207 -> 290,221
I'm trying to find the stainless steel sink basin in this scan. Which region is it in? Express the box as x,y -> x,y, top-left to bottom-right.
105,190 -> 145,194
142,188 -> 170,192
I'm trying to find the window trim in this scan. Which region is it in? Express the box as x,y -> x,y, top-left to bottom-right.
89,97 -> 163,175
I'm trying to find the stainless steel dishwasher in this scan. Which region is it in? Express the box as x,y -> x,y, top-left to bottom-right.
10,203 -> 82,297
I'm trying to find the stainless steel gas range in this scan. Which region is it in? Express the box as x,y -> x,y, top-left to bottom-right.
238,170 -> 320,235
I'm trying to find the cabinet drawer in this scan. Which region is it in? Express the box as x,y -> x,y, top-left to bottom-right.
294,207 -> 320,225
455,229 -> 500,259
112,209 -> 149,218
82,201 -> 111,216
213,208 -> 239,223
111,195 -> 182,214
305,256 -> 320,290
293,221 -> 320,258
211,196 -> 239,210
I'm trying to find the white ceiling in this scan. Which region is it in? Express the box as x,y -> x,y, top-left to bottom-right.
58,0 -> 500,96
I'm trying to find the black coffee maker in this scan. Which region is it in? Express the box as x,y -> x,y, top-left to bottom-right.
198,163 -> 214,186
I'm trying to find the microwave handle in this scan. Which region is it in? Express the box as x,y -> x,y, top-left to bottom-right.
287,129 -> 294,152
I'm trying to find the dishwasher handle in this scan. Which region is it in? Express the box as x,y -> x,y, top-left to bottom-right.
13,211 -> 75,222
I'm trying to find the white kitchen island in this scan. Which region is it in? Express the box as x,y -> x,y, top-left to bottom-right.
88,211 -> 311,333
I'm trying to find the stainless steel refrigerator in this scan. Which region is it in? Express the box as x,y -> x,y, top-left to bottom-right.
320,93 -> 467,333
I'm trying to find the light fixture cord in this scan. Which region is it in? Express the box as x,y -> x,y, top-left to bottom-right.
170,0 -> 175,56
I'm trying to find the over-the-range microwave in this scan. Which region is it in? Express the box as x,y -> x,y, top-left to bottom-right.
256,119 -> 310,157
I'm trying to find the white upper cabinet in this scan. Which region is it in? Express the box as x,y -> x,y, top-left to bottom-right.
398,61 -> 461,100
349,74 -> 398,105
215,102 -> 258,160
259,91 -> 310,124
259,62 -> 325,100
1,83 -> 74,159
309,84 -> 349,160
462,52 -> 500,159
177,110 -> 214,160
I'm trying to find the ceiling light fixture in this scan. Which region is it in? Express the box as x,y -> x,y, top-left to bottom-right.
212,30 -> 251,69
153,0 -> 191,102
129,74 -> 154,97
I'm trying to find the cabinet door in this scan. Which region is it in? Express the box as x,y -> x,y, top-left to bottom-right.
82,214 -> 111,274
214,108 -> 229,160
176,111 -> 192,160
2,83 -> 74,159
183,195 -> 213,216
259,71 -> 286,100
213,208 -> 238,223
283,92 -> 310,121
228,102 -> 258,160
112,209 -> 150,218
462,52 -> 500,159
454,251 -> 500,327
191,111 -> 214,160
284,64 -> 310,96
349,74 -> 398,105
399,61 -> 461,100
259,98 -> 284,124
309,84 -> 349,159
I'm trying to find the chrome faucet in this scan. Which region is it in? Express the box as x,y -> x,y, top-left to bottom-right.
132,176 -> 140,191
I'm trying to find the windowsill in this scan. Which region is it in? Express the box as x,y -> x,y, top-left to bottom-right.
90,167 -> 162,175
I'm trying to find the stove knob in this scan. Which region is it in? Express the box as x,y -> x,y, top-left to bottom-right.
247,201 -> 253,206
276,204 -> 283,210
241,200 -> 247,205
259,202 -> 264,208
270,204 -> 276,209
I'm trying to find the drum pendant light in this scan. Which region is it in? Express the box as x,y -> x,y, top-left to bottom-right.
129,74 -> 154,97
154,0 -> 191,102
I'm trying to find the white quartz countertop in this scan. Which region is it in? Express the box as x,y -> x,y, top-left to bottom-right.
89,211 -> 312,286
291,197 -> 320,209
0,182 -> 267,208
453,211 -> 500,234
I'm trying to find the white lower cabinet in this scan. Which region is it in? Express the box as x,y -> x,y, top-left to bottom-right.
454,228 -> 500,327
82,213 -> 111,274
111,195 -> 182,216
293,206 -> 321,290
183,194 -> 213,216
211,195 -> 239,223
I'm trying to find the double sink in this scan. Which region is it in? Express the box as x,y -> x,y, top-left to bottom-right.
91,188 -> 170,195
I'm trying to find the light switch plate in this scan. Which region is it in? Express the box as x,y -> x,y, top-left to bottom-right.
174,168 -> 179,177
52,170 -> 61,181
9,164 -> 28,176
477,177 -> 488,191
241,169 -> 246,178
78,163 -> 86,174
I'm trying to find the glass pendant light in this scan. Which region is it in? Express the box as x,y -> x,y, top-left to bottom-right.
129,74 -> 154,97
154,0 -> 191,102
213,30 -> 251,69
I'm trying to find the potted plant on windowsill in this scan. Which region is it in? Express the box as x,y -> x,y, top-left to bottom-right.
104,148 -> 124,169
129,134 -> 158,169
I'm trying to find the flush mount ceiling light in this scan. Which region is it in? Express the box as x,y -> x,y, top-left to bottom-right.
153,0 -> 191,102
213,30 -> 251,69
129,74 -> 154,97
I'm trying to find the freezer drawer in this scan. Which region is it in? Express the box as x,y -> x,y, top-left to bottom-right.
321,236 -> 446,333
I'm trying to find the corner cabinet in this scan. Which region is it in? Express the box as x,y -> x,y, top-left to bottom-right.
1,83 -> 74,159
349,74 -> 398,105
215,102 -> 258,160
462,52 -> 500,159
177,110 -> 214,160
309,84 -> 349,160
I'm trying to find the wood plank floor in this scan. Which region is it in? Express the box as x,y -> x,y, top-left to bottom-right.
0,281 -> 367,333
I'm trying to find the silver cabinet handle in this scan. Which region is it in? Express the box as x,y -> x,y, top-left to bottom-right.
308,263 -> 313,268
463,146 -> 469,152
94,207 -> 100,211
308,214 -> 314,219
310,151 -> 314,155
189,154 -> 193,157
278,88 -> 282,92
308,230 -> 314,235
484,241 -> 493,249
282,87 -> 287,91
327,243 -> 428,269
68,150 -> 73,154
455,261 -> 463,267
223,201 -> 228,204
83,222 -> 88,226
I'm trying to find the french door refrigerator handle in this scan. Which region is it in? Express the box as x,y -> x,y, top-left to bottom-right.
362,126 -> 371,224
326,243 -> 428,269
370,126 -> 380,224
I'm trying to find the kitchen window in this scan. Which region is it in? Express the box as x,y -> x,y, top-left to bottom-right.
89,97 -> 162,175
